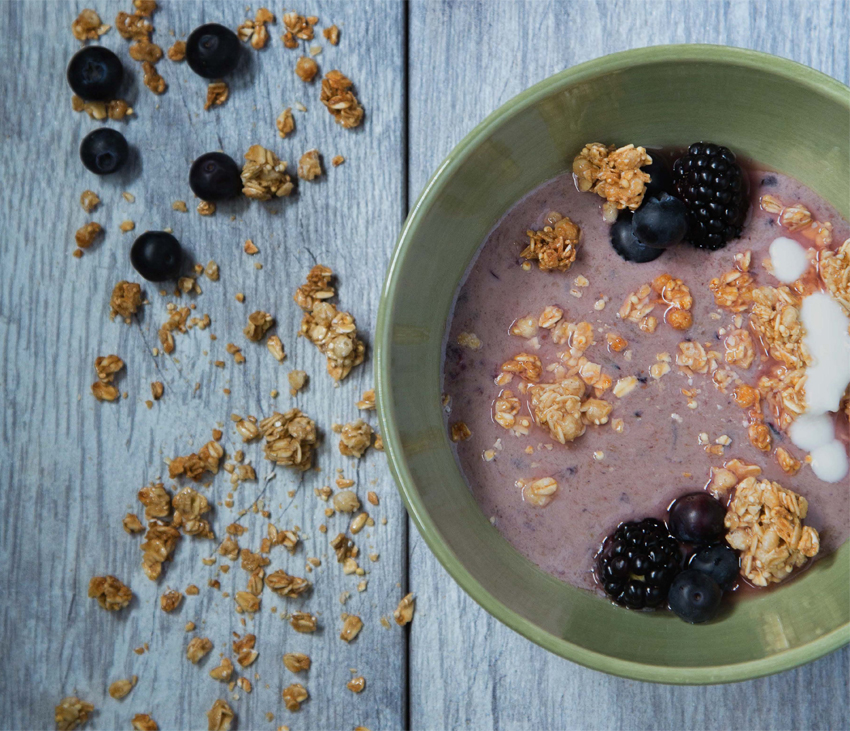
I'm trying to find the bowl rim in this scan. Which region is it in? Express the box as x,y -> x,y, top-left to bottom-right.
376,44 -> 850,684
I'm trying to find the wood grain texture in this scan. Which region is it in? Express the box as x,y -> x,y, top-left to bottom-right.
0,1 -> 405,729
407,2 -> 850,730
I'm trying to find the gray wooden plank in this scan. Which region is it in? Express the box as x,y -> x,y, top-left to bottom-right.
0,1 -> 406,729
407,1 -> 850,730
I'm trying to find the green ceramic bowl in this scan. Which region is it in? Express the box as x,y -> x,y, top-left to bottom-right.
376,45 -> 850,684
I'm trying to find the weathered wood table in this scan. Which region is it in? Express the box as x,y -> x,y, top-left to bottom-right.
0,1 -> 847,729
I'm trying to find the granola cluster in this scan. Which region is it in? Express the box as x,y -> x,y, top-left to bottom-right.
521,214 -> 580,272
55,697 -> 94,731
71,95 -> 134,121
110,281 -> 143,322
88,575 -> 133,610
295,265 -> 365,381
339,419 -> 373,458
820,238 -> 850,314
709,269 -> 755,312
320,70 -> 364,129
761,193 -> 833,247
282,11 -> 317,47
619,274 -> 694,333
244,310 -> 274,342
725,477 -> 820,586
528,376 -> 612,444
750,285 -> 808,369
259,409 -> 318,470
237,8 -> 274,49
241,144 -> 294,200
169,441 -> 224,481
72,9 -> 110,40
572,143 -> 652,210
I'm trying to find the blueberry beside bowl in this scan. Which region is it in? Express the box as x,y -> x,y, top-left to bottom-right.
376,45 -> 850,683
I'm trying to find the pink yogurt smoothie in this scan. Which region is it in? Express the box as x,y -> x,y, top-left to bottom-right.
442,169 -> 850,593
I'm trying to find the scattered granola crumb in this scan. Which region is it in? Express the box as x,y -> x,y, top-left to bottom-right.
209,657 -> 234,682
205,81 -> 229,110
290,611 -> 318,633
206,699 -> 235,731
393,593 -> 415,625
55,697 -> 94,731
450,421 -> 472,442
88,575 -> 132,611
142,61 -> 166,94
282,683 -> 308,712
295,55 -> 319,82
160,588 -> 182,612
267,569 -> 311,597
167,40 -> 186,61
276,108 -> 295,138
320,70 -> 364,128
331,154 -> 345,167
356,389 -> 376,410
283,653 -> 311,673
120,220 -> 136,233
340,614 -> 363,642
244,310 -> 274,342
123,512 -> 144,533
108,676 -> 137,699
323,24 -> 339,44
297,148 -> 323,180
172,200 -> 188,213
80,190 -> 101,212
75,222 -> 103,249
288,370 -> 308,395
131,714 -> 158,731
347,676 -> 366,693
186,636 -> 213,663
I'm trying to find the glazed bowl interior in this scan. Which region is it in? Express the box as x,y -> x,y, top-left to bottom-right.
376,45 -> 850,684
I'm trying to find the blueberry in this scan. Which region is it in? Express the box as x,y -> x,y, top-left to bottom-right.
189,152 -> 242,201
689,544 -> 739,591
633,193 -> 689,249
80,128 -> 129,175
610,211 -> 664,263
642,150 -> 675,197
67,46 -> 123,101
668,569 -> 722,623
186,24 -> 241,79
668,492 -> 726,544
130,232 -> 183,281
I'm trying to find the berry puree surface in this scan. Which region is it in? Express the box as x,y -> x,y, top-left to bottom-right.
442,170 -> 850,593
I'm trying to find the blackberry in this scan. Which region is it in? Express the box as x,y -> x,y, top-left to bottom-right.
672,142 -> 749,251
597,518 -> 682,610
